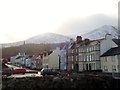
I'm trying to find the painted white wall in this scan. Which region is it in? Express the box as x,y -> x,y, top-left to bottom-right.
48,47 -> 60,69
100,34 -> 117,55
101,56 -> 119,73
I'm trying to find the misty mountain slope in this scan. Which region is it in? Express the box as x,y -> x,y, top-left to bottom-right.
26,33 -> 71,44
81,25 -> 119,40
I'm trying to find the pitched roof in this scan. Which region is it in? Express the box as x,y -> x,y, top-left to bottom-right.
112,39 -> 120,46
68,42 -> 76,49
101,47 -> 120,57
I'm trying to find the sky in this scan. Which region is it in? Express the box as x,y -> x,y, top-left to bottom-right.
0,0 -> 119,43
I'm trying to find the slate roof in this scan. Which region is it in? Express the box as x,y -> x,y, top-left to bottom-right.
112,39 -> 120,46
101,47 -> 120,57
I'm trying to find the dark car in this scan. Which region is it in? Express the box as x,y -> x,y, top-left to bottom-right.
41,68 -> 60,76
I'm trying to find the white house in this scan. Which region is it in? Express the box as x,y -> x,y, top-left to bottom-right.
48,47 -> 60,69
42,47 -> 60,69
100,34 -> 120,73
10,53 -> 27,66
100,34 -> 118,55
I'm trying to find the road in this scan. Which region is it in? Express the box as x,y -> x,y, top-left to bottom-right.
8,72 -> 42,78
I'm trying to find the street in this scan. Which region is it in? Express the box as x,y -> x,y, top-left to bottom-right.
7,72 -> 42,78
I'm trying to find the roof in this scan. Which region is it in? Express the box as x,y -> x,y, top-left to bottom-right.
112,39 -> 120,46
68,42 -> 76,49
101,47 -> 120,57
16,56 -> 24,59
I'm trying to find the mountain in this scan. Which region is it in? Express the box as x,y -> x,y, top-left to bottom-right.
80,25 -> 119,40
1,25 -> 119,48
26,33 -> 71,44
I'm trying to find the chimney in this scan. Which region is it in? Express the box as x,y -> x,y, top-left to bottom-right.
76,36 -> 82,44
105,34 -> 112,40
84,38 -> 90,45
70,38 -> 74,44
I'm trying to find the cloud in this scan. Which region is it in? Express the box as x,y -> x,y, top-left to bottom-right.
57,14 -> 117,36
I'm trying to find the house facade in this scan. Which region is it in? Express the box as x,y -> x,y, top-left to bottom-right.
31,55 -> 42,69
100,34 -> 120,73
101,49 -> 120,73
66,36 -> 102,72
10,53 -> 28,67
67,38 -> 78,71
78,40 -> 101,71
42,47 -> 60,69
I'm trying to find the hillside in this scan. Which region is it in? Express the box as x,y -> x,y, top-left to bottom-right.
81,25 -> 119,40
26,33 -> 71,44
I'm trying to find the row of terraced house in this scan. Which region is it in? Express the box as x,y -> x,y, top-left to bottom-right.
10,34 -> 120,73
10,47 -> 60,70
62,34 -> 120,73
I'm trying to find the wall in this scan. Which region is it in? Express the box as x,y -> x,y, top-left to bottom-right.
101,56 -> 119,73
100,35 -> 117,55
48,47 -> 60,69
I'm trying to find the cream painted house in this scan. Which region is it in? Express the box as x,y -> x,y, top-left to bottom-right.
42,47 -> 60,69
100,34 -> 120,73
101,48 -> 120,73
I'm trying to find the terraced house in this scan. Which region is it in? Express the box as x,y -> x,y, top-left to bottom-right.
67,36 -> 102,72
67,39 -> 77,71
78,39 -> 102,71
100,34 -> 120,73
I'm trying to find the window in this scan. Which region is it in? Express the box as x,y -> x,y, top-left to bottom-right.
86,48 -> 89,52
72,56 -> 74,61
93,54 -> 95,61
104,66 -> 108,71
89,54 -> 92,61
87,55 -> 89,61
91,46 -> 93,51
79,55 -> 81,61
89,47 -> 91,52
76,56 -> 77,61
91,54 -> 93,61
112,65 -> 116,71
83,55 -> 86,61
72,64 -> 74,69
112,56 -> 116,62
104,57 -> 107,62
81,55 -> 83,61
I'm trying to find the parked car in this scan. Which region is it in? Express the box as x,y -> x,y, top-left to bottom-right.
41,68 -> 60,76
2,68 -> 13,76
13,68 -> 26,74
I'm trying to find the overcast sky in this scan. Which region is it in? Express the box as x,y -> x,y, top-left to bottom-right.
0,0 -> 119,43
